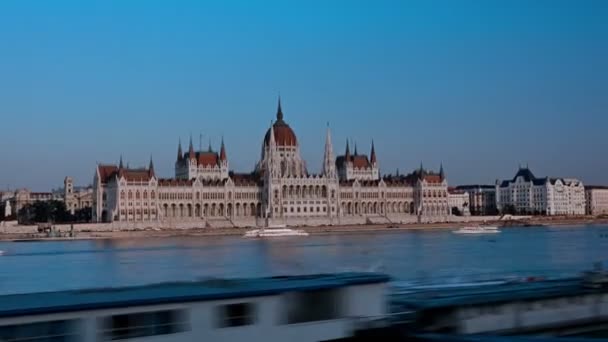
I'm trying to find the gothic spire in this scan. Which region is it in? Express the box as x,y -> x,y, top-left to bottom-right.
276,95 -> 284,122
440,162 -> 445,180
177,139 -> 183,161
220,137 -> 227,161
119,155 -> 124,169
370,140 -> 377,164
354,142 -> 358,156
149,155 -> 155,177
323,124 -> 335,177
208,138 -> 212,152
345,139 -> 351,160
188,135 -> 195,159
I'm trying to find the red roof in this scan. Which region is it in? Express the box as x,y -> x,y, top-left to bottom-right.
97,165 -> 118,183
197,152 -> 219,167
119,169 -> 153,181
352,155 -> 370,168
264,122 -> 297,147
423,175 -> 442,183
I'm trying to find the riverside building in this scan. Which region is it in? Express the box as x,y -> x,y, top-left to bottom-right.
495,167 -> 585,216
585,186 -> 608,216
92,100 -> 450,226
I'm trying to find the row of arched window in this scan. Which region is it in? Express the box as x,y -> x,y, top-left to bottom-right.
120,190 -> 156,200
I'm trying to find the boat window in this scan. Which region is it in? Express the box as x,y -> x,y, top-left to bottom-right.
0,319 -> 81,342
99,309 -> 189,341
216,303 -> 256,328
283,289 -> 343,324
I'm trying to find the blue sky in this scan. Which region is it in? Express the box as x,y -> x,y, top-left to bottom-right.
0,0 -> 606,190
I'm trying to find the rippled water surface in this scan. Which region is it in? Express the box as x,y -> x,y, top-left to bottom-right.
1,225 -> 608,295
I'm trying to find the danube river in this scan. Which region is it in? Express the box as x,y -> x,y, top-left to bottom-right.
1,225 -> 608,295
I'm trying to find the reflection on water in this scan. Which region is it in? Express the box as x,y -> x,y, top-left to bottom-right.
0,225 -> 608,295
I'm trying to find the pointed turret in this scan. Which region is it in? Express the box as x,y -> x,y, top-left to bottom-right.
419,162 -> 424,173
177,139 -> 183,161
323,124 -> 335,177
439,163 -> 445,180
370,140 -> 377,164
188,135 -> 195,160
208,139 -> 212,153
354,142 -> 358,156
149,155 -> 155,177
345,139 -> 351,160
276,96 -> 284,122
220,137 -> 227,161
119,155 -> 124,169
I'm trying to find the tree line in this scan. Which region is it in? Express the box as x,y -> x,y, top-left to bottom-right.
16,200 -> 92,224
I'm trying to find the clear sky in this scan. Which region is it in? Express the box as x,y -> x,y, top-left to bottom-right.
0,0 -> 607,191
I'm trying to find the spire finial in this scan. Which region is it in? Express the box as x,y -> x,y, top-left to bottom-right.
440,162 -> 445,180
276,95 -> 284,121
119,155 -> 124,169
149,155 -> 154,170
345,139 -> 351,159
177,138 -> 183,161
354,142 -> 358,156
370,139 -> 377,164
220,136 -> 227,161
188,134 -> 195,159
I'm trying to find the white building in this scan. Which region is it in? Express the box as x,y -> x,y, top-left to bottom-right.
496,167 -> 585,216
585,186 -> 608,216
93,99 -> 449,225
448,188 -> 470,216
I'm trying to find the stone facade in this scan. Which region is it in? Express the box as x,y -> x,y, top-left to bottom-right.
496,167 -> 585,216
585,186 -> 608,216
93,99 -> 451,226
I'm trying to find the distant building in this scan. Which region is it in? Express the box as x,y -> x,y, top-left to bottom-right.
63,177 -> 94,214
93,99 -> 451,225
455,185 -> 497,216
585,186 -> 608,216
496,167 -> 585,216
448,188 -> 470,216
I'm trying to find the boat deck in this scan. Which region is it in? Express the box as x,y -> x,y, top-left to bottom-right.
0,272 -> 389,318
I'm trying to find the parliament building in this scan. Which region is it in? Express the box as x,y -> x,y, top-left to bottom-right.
93,100 -> 450,227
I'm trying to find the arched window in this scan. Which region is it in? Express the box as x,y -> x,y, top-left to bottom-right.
136,191 -> 140,200
143,191 -> 147,199
128,191 -> 133,200
120,191 -> 125,200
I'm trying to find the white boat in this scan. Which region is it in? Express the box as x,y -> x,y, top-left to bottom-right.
453,226 -> 500,234
244,227 -> 309,238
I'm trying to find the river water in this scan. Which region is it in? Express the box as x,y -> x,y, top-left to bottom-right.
0,225 -> 607,295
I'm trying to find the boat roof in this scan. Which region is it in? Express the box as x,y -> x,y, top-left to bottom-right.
0,272 -> 389,319
392,277 -> 593,310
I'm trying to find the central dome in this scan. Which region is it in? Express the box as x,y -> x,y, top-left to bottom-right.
263,99 -> 298,147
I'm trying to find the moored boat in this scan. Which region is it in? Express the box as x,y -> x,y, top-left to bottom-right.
244,227 -> 309,238
453,226 -> 500,234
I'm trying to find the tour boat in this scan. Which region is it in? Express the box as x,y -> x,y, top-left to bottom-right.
453,226 -> 500,234
244,227 -> 309,238
0,273 -> 390,342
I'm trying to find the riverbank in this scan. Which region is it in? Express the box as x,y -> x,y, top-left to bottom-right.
1,216 -> 607,242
